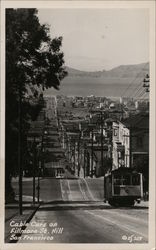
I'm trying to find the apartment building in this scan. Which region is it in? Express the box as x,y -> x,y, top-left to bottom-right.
112,112 -> 149,192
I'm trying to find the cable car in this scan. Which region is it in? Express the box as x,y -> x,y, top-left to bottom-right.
104,167 -> 143,206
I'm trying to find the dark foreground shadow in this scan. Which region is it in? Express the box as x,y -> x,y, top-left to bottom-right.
5,200 -> 148,212
38,201 -> 148,211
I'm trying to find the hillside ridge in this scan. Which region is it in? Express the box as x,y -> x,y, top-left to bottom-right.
65,62 -> 149,78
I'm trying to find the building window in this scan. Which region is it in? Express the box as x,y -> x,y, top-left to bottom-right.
113,129 -> 117,136
126,136 -> 129,145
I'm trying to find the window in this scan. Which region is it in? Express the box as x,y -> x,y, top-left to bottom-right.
132,174 -> 140,185
113,174 -> 131,185
113,129 -> 117,136
113,174 -> 122,185
114,186 -> 120,194
122,175 -> 131,185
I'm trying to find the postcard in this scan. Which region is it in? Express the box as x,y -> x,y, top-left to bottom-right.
0,1 -> 155,250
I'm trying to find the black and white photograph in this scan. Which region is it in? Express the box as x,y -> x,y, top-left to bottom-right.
0,1 -> 155,249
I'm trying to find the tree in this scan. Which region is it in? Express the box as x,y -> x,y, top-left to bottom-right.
5,8 -> 67,202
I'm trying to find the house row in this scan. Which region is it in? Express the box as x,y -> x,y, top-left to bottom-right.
58,106 -> 149,194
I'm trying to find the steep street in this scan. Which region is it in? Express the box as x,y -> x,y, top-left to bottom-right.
9,96 -> 149,244
11,177 -> 148,243
18,202 -> 148,243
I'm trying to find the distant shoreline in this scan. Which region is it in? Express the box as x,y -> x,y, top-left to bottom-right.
44,82 -> 149,100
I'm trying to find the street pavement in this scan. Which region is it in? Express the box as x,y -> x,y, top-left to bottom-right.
12,176 -> 104,202
7,105 -> 149,244
9,177 -> 148,243
17,203 -> 148,243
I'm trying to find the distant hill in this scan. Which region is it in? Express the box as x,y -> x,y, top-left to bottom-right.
65,62 -> 149,79
65,66 -> 106,77
105,63 -> 149,78
44,62 -> 150,97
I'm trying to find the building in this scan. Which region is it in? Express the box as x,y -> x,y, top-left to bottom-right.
120,97 -> 133,105
135,100 -> 149,111
112,112 -> 149,194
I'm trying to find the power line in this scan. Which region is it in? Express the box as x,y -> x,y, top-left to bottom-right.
133,86 -> 145,99
130,71 -> 150,99
121,62 -> 149,98
137,89 -> 146,99
129,78 -> 145,99
141,92 -> 148,100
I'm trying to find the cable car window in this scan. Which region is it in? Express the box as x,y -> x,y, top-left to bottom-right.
122,175 -> 131,185
132,174 -> 140,185
114,186 -> 120,195
113,175 -> 122,185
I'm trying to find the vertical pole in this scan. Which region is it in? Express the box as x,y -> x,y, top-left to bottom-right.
41,134 -> 44,176
84,145 -> 86,178
121,105 -> 123,120
91,128 -> 94,178
33,137 -> 36,205
74,140 -> 75,174
18,82 -> 22,215
78,136 -> 80,177
129,127 -> 132,168
101,112 -> 105,201
37,174 -> 40,203
37,148 -> 40,203
101,112 -> 104,175
37,159 -> 39,203
62,130 -> 65,149
68,137 -> 70,161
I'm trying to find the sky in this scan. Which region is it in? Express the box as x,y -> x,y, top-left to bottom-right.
38,9 -> 149,71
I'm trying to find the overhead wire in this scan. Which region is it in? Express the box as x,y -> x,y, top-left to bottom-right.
132,84 -> 145,99
141,92 -> 148,100
137,88 -> 147,99
128,62 -> 149,98
121,62 -> 149,98
133,85 -> 146,99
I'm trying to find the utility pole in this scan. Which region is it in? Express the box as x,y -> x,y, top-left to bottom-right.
37,132 -> 44,203
129,127 -> 132,168
73,140 -> 76,174
89,109 -> 106,175
68,137 -> 71,162
100,112 -> 104,175
18,82 -> 23,215
83,146 -> 86,178
33,137 -> 36,205
91,128 -> 94,178
77,134 -> 80,177
37,156 -> 40,203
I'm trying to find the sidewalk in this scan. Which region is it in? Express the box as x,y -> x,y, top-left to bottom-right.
5,195 -> 40,243
135,200 -> 149,208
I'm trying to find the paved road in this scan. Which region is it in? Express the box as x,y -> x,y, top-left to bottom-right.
12,177 -> 104,202
10,178 -> 148,243
17,203 -> 148,243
